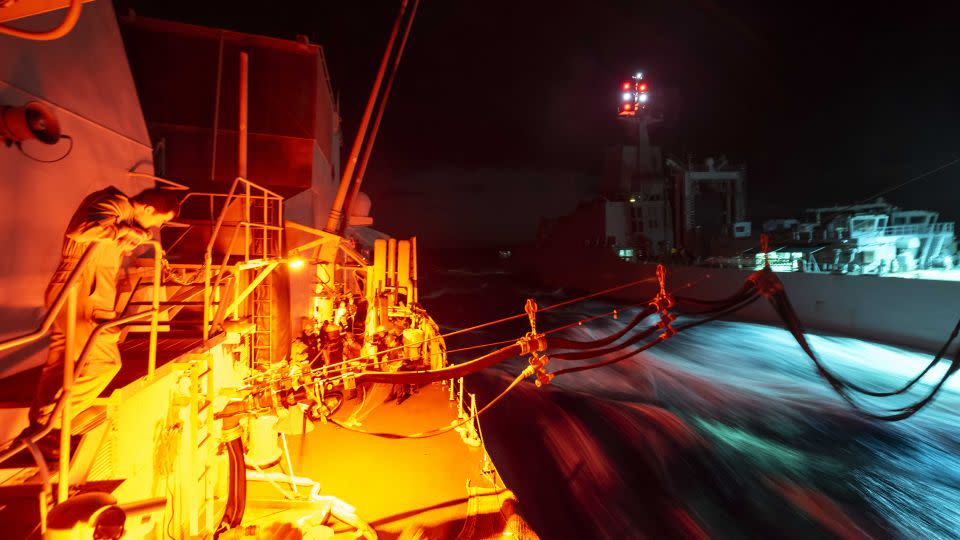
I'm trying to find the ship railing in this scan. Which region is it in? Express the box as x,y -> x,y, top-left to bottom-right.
0,241 -> 167,507
852,222 -> 956,238
175,177 -> 285,341
0,241 -> 165,376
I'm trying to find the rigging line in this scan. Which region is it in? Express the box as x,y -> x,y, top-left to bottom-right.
210,29 -> 225,182
808,155 -> 960,221
856,156 -> 960,205
449,303 -> 656,355
275,270 -> 714,386
552,295 -> 761,377
302,303 -> 639,380
289,274 -> 695,380
311,292 -> 751,387
437,276 -> 660,342
542,303 -> 649,336
315,303 -> 646,378
314,275 -> 660,370
278,280 -> 758,391
328,368 -> 527,439
447,338 -> 519,355
296,304 -> 642,381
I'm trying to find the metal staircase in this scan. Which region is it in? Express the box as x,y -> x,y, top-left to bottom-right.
0,176 -> 286,536
249,193 -> 281,369
134,176 -> 285,360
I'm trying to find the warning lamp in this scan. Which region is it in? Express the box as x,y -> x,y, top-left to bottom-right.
0,101 -> 61,146
623,82 -> 630,90
638,83 -> 648,92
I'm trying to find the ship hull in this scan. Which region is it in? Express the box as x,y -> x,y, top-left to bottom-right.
519,247 -> 960,354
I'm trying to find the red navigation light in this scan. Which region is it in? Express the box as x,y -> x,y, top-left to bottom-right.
623,82 -> 630,90
624,104 -> 632,110
638,83 -> 648,92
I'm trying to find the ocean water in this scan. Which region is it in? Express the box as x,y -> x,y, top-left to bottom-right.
419,251 -> 960,540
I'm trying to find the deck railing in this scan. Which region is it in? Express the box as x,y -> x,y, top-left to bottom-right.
176,177 -> 284,340
0,240 -> 165,506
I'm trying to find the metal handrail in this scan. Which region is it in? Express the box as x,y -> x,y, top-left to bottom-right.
160,177 -> 284,341
0,245 -> 96,354
179,177 -> 283,340
0,238 -> 165,510
0,308 -> 157,518
199,177 -> 282,259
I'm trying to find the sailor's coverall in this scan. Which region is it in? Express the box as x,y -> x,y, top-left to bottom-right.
29,187 -> 148,429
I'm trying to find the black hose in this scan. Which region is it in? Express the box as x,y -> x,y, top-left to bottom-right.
768,289 -> 960,421
553,335 -> 669,377
550,326 -> 660,360
550,290 -> 760,361
214,404 -> 246,537
219,438 -> 246,531
548,305 -> 657,350
551,293 -> 761,375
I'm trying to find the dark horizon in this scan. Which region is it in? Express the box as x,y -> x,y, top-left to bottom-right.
122,0 -> 960,248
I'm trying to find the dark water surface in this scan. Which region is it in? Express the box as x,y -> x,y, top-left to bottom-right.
418,250 -> 960,540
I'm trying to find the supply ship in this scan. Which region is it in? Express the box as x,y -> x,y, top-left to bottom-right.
523,71 -> 960,354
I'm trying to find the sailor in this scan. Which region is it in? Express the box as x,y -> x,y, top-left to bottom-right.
298,316 -> 321,365
345,296 -> 358,331
26,186 -> 179,455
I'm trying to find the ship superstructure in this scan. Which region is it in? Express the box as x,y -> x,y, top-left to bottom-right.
758,199 -> 956,275
539,70 -> 956,280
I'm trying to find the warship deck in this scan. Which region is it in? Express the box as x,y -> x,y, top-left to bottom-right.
241,381 -> 524,539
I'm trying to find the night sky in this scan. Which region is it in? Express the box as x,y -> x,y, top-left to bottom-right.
122,1 -> 960,247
